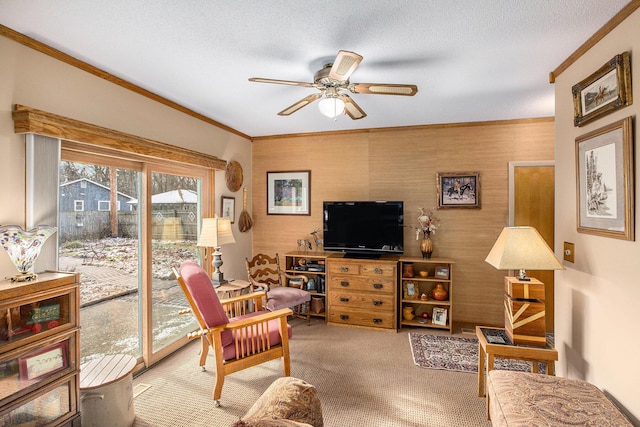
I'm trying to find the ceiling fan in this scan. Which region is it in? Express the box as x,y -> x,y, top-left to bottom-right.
249,50 -> 418,120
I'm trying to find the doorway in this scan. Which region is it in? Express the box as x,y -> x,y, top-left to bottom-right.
509,161 -> 555,332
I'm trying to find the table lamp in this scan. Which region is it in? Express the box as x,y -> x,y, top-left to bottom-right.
197,218 -> 235,287
485,226 -> 564,346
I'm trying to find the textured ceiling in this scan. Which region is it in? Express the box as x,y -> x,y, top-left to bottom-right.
0,1 -> 631,137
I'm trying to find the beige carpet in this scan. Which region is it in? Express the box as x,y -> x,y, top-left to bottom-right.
132,319 -> 491,426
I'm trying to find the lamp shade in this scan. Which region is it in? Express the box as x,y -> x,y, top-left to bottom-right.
197,218 -> 235,248
318,96 -> 345,119
485,226 -> 564,271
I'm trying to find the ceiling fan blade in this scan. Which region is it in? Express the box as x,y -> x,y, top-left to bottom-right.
249,77 -> 314,88
278,93 -> 323,116
339,94 -> 367,120
328,51 -> 363,82
351,83 -> 418,96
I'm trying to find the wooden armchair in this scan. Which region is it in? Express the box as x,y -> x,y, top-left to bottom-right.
173,261 -> 293,407
245,253 -> 311,325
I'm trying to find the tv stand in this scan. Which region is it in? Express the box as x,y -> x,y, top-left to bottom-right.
343,252 -> 381,259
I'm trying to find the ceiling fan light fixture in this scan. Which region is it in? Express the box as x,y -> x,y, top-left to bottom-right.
318,96 -> 345,120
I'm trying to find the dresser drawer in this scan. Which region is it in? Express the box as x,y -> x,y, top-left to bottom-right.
327,262 -> 361,276
328,308 -> 395,329
328,291 -> 394,311
329,276 -> 395,294
361,264 -> 395,277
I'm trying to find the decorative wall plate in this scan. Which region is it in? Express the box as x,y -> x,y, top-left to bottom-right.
225,161 -> 243,192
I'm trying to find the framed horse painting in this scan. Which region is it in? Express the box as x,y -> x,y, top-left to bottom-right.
436,172 -> 480,209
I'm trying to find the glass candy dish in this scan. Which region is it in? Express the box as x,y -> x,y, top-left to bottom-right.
0,225 -> 57,282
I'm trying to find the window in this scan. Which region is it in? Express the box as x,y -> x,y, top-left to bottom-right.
97,201 -> 120,211
74,200 -> 84,211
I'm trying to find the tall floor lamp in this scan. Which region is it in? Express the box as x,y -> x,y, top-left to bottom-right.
485,226 -> 564,346
197,218 -> 236,287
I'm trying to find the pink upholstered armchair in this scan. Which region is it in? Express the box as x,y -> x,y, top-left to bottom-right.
245,253 -> 312,325
173,261 -> 293,407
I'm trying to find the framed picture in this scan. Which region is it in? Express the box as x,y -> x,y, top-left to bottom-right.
18,341 -> 68,381
575,116 -> 634,241
267,171 -> 311,215
572,51 -> 632,127
221,196 -> 235,224
404,282 -> 418,300
434,265 -> 450,280
436,172 -> 480,209
432,307 -> 448,326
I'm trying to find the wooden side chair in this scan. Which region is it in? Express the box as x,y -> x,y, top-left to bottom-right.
173,261 -> 293,407
245,253 -> 311,325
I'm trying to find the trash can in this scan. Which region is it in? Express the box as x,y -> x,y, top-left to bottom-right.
80,354 -> 137,427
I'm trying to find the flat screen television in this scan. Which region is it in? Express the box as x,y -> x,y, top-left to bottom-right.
323,201 -> 404,258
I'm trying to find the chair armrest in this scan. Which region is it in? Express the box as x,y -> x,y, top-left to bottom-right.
220,290 -> 267,305
281,270 -> 309,283
222,308 -> 293,330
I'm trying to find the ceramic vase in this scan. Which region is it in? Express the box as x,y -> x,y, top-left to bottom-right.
420,236 -> 433,259
403,306 -> 415,321
402,263 -> 415,277
431,283 -> 448,301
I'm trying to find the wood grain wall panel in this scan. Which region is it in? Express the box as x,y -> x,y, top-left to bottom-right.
252,118 -> 554,326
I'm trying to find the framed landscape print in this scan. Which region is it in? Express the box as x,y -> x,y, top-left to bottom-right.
575,117 -> 634,240
572,51 -> 632,127
267,170 -> 311,215
436,172 -> 480,209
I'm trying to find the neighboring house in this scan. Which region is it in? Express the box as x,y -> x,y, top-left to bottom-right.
127,189 -> 197,211
59,178 -> 135,212
129,189 -> 198,240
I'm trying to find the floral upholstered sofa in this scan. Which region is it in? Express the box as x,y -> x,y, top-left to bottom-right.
487,370 -> 632,426
233,377 -> 323,427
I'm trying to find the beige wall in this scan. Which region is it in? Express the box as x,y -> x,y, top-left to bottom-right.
252,119 -> 554,326
553,9 -> 639,421
0,35 -> 252,281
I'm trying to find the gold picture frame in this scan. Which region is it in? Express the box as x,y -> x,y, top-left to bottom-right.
436,172 -> 480,209
575,117 -> 634,240
403,282 -> 418,300
572,51 -> 632,127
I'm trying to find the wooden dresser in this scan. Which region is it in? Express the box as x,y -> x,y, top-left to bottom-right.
326,256 -> 397,331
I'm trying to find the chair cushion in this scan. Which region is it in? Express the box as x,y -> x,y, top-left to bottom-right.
266,287 -> 311,311
179,261 -> 229,328
222,311 -> 293,360
235,377 -> 323,427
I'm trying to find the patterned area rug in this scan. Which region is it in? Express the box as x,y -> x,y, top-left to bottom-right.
409,333 -> 547,373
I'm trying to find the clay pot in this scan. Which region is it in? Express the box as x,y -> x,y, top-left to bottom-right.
431,283 -> 448,301
403,306 -> 415,321
402,263 -> 415,278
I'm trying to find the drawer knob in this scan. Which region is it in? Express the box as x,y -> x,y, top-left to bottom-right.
340,297 -> 350,302
340,267 -> 350,272
340,281 -> 350,287
340,314 -> 349,320
372,300 -> 382,306
374,267 -> 383,274
373,318 -> 382,324
373,283 -> 383,289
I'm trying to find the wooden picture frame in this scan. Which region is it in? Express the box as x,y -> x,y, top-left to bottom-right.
221,196 -> 235,224
267,170 -> 311,215
404,282 -> 418,300
436,172 -> 480,209
575,116 -> 634,240
19,341 -> 68,381
432,307 -> 448,326
572,52 -> 632,127
433,265 -> 450,280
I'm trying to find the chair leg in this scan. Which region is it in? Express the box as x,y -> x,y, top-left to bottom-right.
199,336 -> 209,371
213,365 -> 224,408
306,300 -> 311,325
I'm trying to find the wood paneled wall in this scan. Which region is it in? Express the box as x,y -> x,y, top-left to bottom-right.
251,118 -> 554,326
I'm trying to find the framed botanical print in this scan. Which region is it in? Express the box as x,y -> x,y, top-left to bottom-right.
221,196 -> 235,224
267,170 -> 311,215
575,116 -> 634,240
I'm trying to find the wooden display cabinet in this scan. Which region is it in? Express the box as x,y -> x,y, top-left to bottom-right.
284,251 -> 333,320
398,257 -> 454,333
0,272 -> 81,426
